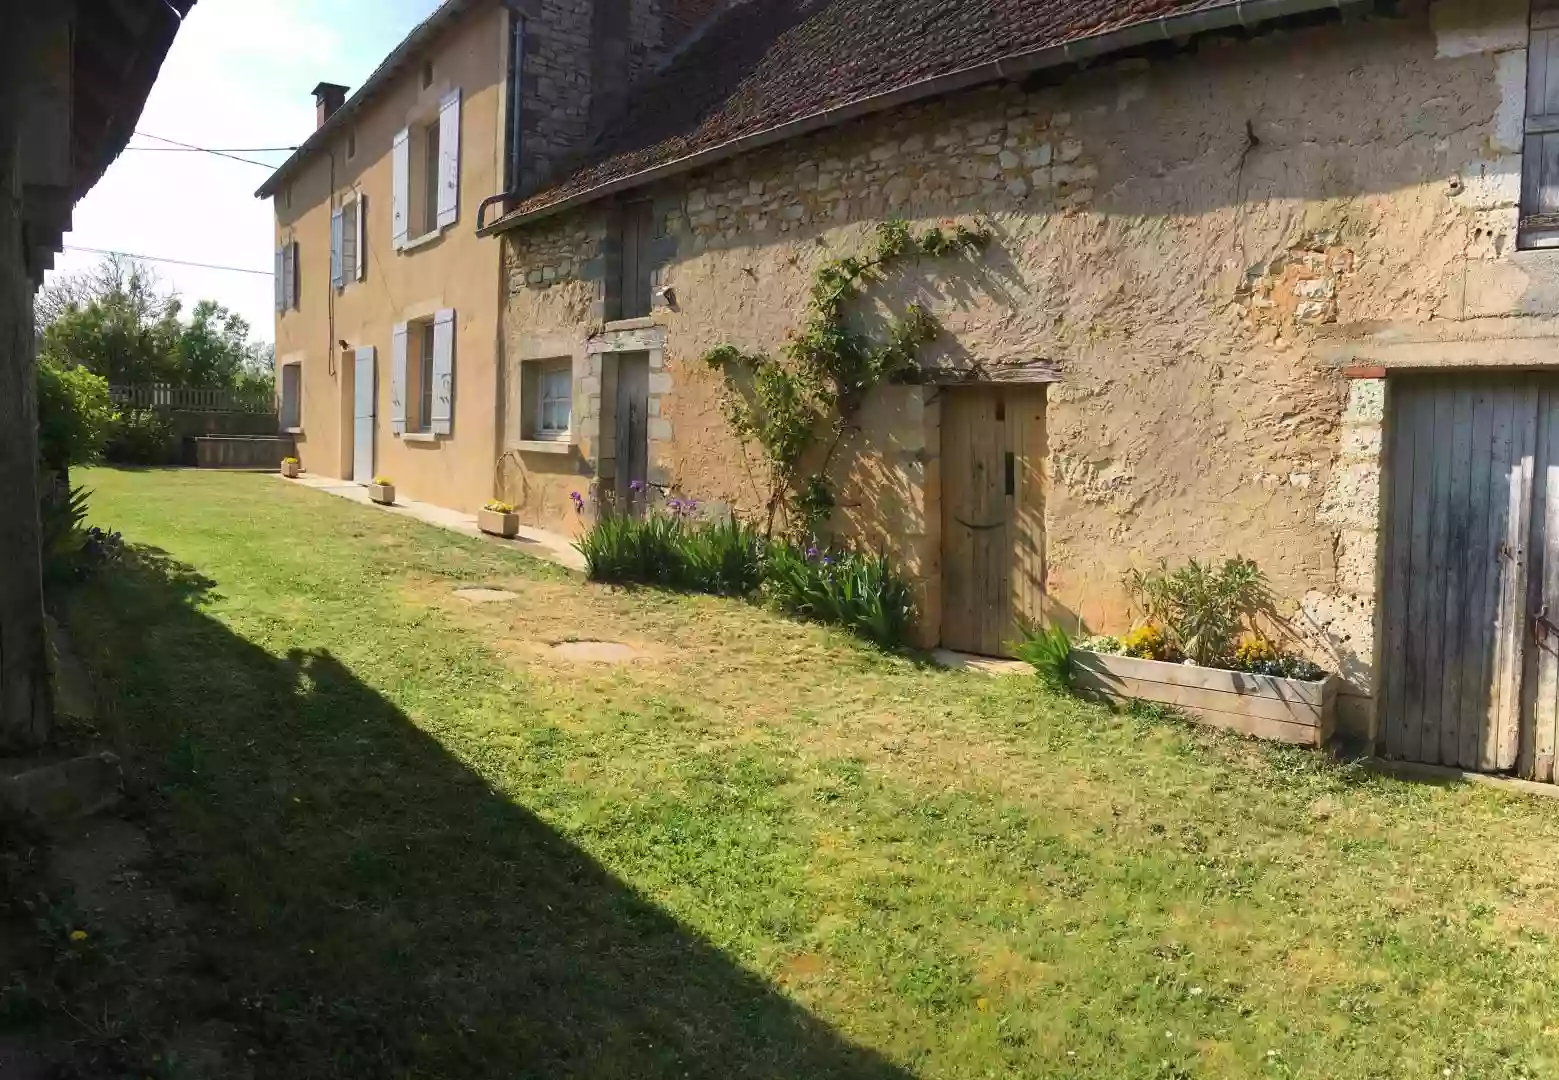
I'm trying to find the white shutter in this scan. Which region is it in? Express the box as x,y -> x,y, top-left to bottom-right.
392,127 -> 410,249
274,246 -> 284,312
355,194 -> 368,281
391,322 -> 408,434
330,206 -> 344,289
436,89 -> 461,229
431,308 -> 454,435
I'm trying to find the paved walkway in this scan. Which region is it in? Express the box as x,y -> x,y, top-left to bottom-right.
281,474 -> 586,572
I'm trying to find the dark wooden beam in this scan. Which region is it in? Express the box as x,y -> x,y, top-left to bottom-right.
917,359 -> 1063,385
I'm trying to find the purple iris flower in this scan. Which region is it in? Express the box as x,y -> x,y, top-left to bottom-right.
630,480 -> 643,492
805,545 -> 819,560
570,491 -> 584,511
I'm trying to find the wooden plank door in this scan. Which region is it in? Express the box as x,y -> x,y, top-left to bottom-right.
1521,379 -> 1559,782
614,352 -> 649,517
940,386 -> 1047,656
352,348 -> 376,485
1380,374 -> 1539,772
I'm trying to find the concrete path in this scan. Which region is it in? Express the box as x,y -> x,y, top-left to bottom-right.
281,474 -> 586,572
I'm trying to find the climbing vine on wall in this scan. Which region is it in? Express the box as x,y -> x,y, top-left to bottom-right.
702,218 -> 990,538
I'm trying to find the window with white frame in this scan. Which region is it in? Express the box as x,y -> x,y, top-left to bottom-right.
392,89 -> 461,250
332,194 -> 367,289
406,318 -> 436,432
522,359 -> 571,440
280,362 -> 302,430
1524,1 -> 1559,248
391,310 -> 455,437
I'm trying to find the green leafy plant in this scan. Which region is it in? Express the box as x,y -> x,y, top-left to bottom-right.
703,219 -> 990,538
39,483 -> 91,582
1012,622 -> 1073,692
575,512 -> 687,588
1125,557 -> 1276,668
104,408 -> 177,465
678,518 -> 767,596
36,359 -> 116,471
761,543 -> 915,648
483,499 -> 515,513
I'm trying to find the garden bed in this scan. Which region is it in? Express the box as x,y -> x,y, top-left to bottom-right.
1071,649 -> 1337,747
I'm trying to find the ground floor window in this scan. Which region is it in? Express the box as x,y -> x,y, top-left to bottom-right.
280,362 -> 302,430
522,358 -> 572,440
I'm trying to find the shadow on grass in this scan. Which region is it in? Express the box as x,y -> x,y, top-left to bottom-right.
62,545 -> 913,1080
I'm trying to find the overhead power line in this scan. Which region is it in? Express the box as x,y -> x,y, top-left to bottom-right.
131,131 -> 290,168
63,245 -> 273,277
127,144 -> 298,154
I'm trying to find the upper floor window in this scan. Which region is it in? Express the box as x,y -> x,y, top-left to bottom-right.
331,193 -> 366,289
392,89 -> 462,249
274,238 -> 299,313
607,199 -> 655,320
1522,2 -> 1559,248
504,10 -> 526,192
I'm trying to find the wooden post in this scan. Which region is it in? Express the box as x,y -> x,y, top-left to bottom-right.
0,19 -> 53,750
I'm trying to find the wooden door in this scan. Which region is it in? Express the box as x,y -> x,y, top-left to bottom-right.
1380,374 -> 1546,774
614,352 -> 649,517
940,386 -> 1047,656
352,348 -> 376,485
1522,379 -> 1559,782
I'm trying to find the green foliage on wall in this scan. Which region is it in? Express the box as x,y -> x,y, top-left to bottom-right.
702,219 -> 989,538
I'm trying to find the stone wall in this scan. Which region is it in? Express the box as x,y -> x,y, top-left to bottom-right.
500,1 -> 1547,735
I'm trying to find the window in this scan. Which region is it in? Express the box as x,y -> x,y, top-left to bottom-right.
274,239 -> 299,313
346,130 -> 357,160
392,90 -> 460,249
280,362 -> 302,430
333,195 -> 365,288
404,319 -> 436,432
608,200 -> 656,320
538,362 -> 571,437
1524,2 -> 1559,247
504,10 -> 525,191
421,59 -> 434,89
392,310 -> 454,436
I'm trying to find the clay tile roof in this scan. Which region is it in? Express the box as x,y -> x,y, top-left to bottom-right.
490,0 -> 1312,230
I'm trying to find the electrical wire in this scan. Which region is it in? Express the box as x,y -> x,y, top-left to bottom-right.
127,145 -> 298,154
63,245 -> 273,277
131,131 -> 291,168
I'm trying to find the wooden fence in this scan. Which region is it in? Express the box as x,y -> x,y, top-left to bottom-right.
110,383 -> 274,413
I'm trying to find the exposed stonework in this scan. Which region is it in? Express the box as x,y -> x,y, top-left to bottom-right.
499,5 -> 1558,709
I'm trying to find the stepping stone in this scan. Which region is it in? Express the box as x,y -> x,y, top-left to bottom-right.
551,640 -> 646,663
453,588 -> 518,603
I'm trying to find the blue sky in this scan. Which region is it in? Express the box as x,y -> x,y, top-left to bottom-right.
49,0 -> 441,345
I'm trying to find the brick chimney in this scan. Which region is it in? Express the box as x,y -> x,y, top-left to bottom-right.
312,82 -> 349,129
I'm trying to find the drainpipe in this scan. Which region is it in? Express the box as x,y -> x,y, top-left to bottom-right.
476,0 -> 1364,236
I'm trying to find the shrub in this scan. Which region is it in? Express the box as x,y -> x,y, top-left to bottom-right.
576,512 -> 686,587
1013,622 -> 1072,691
1120,622 -> 1176,662
105,408 -> 177,465
36,359 -> 115,470
37,483 -> 118,583
678,518 -> 766,596
1125,557 -> 1274,668
762,543 -> 915,648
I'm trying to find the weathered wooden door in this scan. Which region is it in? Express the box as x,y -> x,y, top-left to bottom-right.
352,347 -> 376,485
614,352 -> 649,516
1380,373 -> 1559,780
940,386 -> 1047,656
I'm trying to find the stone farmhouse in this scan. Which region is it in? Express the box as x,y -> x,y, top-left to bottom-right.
263,0 -> 1559,781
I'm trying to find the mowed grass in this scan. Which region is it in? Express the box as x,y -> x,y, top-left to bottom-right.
43,467 -> 1559,1078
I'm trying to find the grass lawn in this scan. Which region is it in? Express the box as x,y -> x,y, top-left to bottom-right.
10,467 -> 1559,1078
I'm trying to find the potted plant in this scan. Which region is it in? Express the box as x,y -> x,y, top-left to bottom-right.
1043,558 -> 1339,747
368,476 -> 395,505
478,499 -> 519,538
280,456 -> 300,479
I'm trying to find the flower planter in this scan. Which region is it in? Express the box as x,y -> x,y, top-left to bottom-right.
368,482 -> 396,506
1070,650 -> 1338,747
280,461 -> 300,479
478,507 -> 519,538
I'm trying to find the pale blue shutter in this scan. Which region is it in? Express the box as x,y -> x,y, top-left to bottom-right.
392,127 -> 410,249
274,246 -> 284,312
436,90 -> 461,229
330,206 -> 344,289
431,308 -> 454,434
391,322 -> 408,434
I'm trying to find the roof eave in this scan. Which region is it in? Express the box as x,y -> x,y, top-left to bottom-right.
479,0 -> 1363,237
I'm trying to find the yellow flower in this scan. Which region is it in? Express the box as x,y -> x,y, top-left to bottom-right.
976,996 -> 989,1012
69,929 -> 88,942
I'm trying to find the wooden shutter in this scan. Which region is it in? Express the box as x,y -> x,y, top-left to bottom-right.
282,241 -> 297,311
355,194 -> 368,281
330,206 -> 344,289
340,200 -> 357,286
1525,16 -> 1559,243
391,322 -> 408,434
274,246 -> 284,312
437,89 -> 461,229
431,308 -> 455,434
392,127 -> 411,249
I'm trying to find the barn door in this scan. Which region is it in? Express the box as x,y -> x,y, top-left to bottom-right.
940,386 -> 1047,656
1380,374 -> 1549,775
352,348 -> 377,485
1522,379 -> 1559,782
614,352 -> 649,517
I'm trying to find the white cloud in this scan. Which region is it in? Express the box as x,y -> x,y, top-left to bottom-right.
48,0 -> 440,345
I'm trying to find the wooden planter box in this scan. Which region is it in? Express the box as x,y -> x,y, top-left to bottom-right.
478,507 -> 519,538
368,482 -> 395,505
280,460 -> 300,478
1071,650 -> 1338,747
